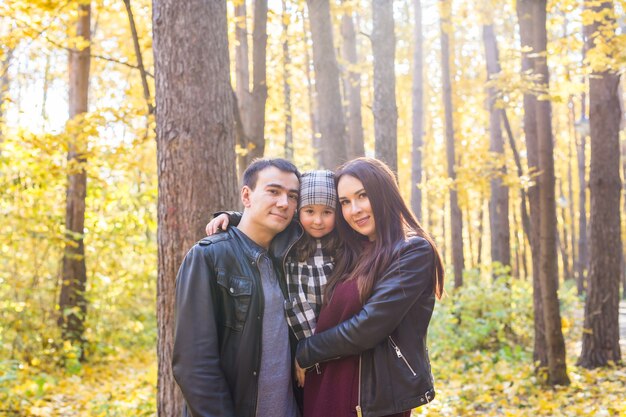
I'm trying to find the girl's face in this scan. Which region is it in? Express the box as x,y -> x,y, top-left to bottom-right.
337,175 -> 376,241
298,204 -> 336,239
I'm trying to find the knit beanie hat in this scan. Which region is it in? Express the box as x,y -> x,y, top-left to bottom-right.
299,170 -> 337,209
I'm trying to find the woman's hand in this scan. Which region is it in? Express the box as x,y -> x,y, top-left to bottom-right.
205,214 -> 230,236
295,359 -> 306,388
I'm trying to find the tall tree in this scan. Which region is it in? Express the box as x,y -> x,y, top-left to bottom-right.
622,95 -> 626,299
576,28 -> 589,295
340,4 -> 364,159
578,0 -> 622,369
152,0 -> 239,413
517,0 -> 546,368
307,0 -> 347,169
576,95 -> 588,295
372,0 -> 397,173
282,0 -> 294,160
243,0 -> 269,169
234,0 -> 251,176
411,0 -> 424,220
301,7 -> 320,164
439,0 -> 464,287
0,47 -> 12,150
482,21 -> 510,269
533,0 -> 569,385
58,1 -> 91,351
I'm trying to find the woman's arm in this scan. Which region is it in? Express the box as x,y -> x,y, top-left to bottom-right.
296,236 -> 435,368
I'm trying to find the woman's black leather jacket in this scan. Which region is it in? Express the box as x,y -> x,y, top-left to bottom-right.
296,236 -> 436,417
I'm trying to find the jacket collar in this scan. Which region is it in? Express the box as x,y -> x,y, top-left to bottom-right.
269,220 -> 303,261
228,226 -> 266,262
227,220 -> 303,263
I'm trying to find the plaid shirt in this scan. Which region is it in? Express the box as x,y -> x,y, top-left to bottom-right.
284,239 -> 334,341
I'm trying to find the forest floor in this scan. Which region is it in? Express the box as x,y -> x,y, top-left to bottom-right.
2,299 -> 626,416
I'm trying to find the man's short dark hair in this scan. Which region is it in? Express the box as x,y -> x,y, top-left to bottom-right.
242,158 -> 301,190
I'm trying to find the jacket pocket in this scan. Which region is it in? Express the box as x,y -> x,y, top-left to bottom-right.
217,271 -> 253,331
388,336 -> 417,376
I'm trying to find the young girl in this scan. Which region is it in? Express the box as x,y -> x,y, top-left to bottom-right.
207,170 -> 339,373
295,158 -> 444,417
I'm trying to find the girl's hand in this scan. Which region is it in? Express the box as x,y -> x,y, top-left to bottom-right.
205,214 -> 230,236
295,359 -> 306,388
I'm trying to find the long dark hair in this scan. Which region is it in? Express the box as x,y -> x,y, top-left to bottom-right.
325,157 -> 444,304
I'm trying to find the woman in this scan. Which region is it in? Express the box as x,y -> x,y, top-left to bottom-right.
296,157 -> 444,417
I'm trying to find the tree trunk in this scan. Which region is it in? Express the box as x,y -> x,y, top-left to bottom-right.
516,0 -> 546,368
242,0 -> 268,167
152,0 -> 240,414
465,205 -> 474,268
483,23 -> 511,270
234,1 -> 251,178
567,99 -> 577,283
306,0 -> 347,169
41,53 -> 51,129
533,0 -> 570,385
372,0 -> 398,173
301,7 -> 321,165
282,0 -> 294,160
562,11 -> 578,286
234,0 -> 268,175
622,93 -> 626,299
503,110 -> 531,253
578,0 -> 622,369
476,195 -> 485,267
123,0 -> 154,115
557,179 -> 571,281
340,6 -> 364,159
411,0 -> 424,221
58,1 -> 91,352
0,47 -> 13,151
439,0 -> 464,287
577,93 -> 588,295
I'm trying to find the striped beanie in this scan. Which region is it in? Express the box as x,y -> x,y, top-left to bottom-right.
299,170 -> 337,209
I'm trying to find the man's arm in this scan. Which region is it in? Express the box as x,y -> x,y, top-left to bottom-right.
172,244 -> 235,417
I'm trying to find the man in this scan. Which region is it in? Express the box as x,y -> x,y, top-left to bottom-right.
172,158 -> 302,417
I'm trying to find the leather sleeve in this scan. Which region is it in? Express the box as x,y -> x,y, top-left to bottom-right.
213,211 -> 242,227
296,237 -> 435,368
172,244 -> 236,417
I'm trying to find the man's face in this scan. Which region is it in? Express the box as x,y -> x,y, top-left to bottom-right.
242,166 -> 300,236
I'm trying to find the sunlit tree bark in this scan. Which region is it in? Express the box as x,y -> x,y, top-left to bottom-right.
372,0 -> 397,173
439,0 -> 464,287
307,0 -> 347,169
533,0 -> 569,385
153,0 -> 239,413
340,6 -> 364,159
58,1 -> 91,352
578,0 -> 622,369
411,0 -> 424,220
282,0 -> 293,160
482,22 -> 510,270
517,0 -> 546,368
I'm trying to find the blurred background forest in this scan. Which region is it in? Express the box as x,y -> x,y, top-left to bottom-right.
1,0 -> 625,415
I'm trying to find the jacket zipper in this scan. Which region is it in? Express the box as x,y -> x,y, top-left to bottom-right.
388,336 -> 417,376
253,252 -> 264,417
282,227 -> 303,342
355,355 -> 363,417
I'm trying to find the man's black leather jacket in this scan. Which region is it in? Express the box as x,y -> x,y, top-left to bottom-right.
172,222 -> 302,417
296,236 -> 437,417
